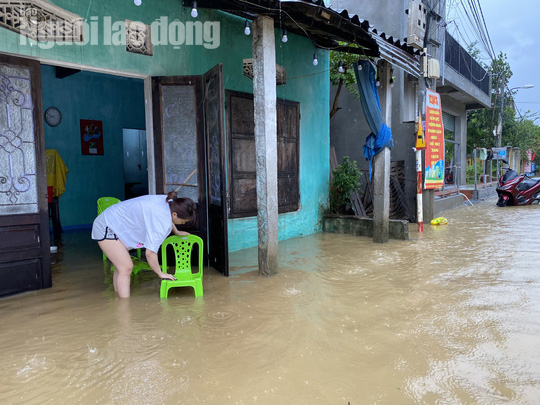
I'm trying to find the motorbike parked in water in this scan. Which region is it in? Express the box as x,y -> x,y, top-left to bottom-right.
496,160 -> 540,207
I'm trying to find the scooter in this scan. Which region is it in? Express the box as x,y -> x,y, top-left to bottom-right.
496,160 -> 540,206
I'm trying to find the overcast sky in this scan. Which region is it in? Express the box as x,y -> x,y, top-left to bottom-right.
448,0 -> 540,121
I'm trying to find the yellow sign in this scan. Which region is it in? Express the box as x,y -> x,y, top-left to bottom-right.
415,114 -> 426,149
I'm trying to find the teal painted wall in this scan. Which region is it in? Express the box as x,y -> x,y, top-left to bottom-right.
41,65 -> 145,228
0,0 -> 330,250
227,51 -> 331,251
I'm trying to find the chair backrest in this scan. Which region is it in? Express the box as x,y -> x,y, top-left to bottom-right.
161,235 -> 204,276
97,197 -> 121,215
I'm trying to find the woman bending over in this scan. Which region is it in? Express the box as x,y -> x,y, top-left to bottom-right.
92,191 -> 195,298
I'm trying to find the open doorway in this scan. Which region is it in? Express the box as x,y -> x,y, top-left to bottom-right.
41,64 -> 146,238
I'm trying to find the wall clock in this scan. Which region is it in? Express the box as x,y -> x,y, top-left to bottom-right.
44,107 -> 62,127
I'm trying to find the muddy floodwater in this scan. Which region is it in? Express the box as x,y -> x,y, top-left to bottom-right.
1,199 -> 540,404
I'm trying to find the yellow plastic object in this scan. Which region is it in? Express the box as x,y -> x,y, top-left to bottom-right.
160,235 -> 204,298
430,217 -> 448,225
46,149 -> 69,198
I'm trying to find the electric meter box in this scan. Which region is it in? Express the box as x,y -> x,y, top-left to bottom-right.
407,1 -> 427,49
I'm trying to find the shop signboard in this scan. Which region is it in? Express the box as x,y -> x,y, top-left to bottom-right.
424,89 -> 444,189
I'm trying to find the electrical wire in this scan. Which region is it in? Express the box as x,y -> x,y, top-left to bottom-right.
447,0 -> 495,63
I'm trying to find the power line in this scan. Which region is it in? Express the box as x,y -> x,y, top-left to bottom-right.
447,0 -> 495,63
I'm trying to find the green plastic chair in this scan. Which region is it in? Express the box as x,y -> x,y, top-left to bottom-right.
97,196 -> 121,215
160,235 -> 204,298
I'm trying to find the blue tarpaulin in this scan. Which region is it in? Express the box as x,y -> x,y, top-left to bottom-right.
353,60 -> 394,179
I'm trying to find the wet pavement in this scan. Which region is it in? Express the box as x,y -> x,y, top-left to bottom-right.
1,197 -> 540,404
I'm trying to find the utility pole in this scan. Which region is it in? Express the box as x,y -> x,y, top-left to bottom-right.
495,79 -> 505,148
496,83 -> 535,148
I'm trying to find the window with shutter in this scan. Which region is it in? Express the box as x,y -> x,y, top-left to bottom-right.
226,91 -> 300,218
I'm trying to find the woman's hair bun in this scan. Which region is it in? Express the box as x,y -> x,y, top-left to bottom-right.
166,190 -> 178,203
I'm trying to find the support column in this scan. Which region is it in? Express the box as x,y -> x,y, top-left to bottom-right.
373,61 -> 392,243
252,16 -> 278,276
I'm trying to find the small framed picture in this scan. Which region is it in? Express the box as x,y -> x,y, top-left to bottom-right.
81,119 -> 104,155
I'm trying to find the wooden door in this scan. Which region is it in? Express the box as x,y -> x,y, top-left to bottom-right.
203,64 -> 229,276
151,76 -> 208,256
0,54 -> 51,297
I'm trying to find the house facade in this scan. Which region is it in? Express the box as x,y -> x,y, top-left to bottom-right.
1,0 -> 396,295
330,0 -> 491,218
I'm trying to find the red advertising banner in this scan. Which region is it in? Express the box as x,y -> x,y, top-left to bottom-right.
80,119 -> 104,155
424,89 -> 444,189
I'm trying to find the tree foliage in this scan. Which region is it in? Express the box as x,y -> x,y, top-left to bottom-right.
329,45 -> 369,118
466,51 -> 540,162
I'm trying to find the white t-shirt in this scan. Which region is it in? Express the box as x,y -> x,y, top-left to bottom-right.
103,195 -> 173,253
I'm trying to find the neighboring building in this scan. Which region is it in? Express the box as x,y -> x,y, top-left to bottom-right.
329,0 -> 491,218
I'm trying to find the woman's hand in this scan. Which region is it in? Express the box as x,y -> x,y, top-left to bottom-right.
145,250 -> 177,281
159,272 -> 177,281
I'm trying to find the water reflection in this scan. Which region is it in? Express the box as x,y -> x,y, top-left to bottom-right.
1,200 -> 540,404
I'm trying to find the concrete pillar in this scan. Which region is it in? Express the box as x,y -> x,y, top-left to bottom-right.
373,61 -> 392,243
456,113 -> 467,187
373,148 -> 391,243
422,189 -> 434,221
252,16 -> 278,276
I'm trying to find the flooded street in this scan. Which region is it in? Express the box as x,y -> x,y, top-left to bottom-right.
1,198 -> 540,404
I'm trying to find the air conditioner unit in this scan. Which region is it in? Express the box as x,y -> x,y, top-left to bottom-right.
406,1 -> 426,50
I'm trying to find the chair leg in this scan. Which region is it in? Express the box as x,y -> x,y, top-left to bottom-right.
193,282 -> 203,297
160,282 -> 168,299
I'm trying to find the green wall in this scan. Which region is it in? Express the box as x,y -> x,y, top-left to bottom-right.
0,0 -> 330,251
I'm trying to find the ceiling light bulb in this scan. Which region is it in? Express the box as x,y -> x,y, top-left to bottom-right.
244,19 -> 251,35
313,53 -> 318,66
191,1 -> 198,18
338,61 -> 345,73
282,29 -> 288,43
134,0 -> 142,5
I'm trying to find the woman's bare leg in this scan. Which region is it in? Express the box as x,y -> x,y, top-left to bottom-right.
113,267 -> 119,292
98,239 -> 133,298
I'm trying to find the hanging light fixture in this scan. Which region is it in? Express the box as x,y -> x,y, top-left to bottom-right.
191,1 -> 198,18
338,60 -> 345,73
134,0 -> 142,5
244,19 -> 251,35
313,53 -> 318,66
390,69 -> 394,88
281,28 -> 288,43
